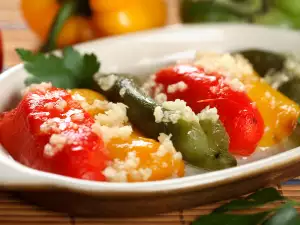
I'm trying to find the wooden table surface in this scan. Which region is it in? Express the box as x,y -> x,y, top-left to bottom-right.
1,1 -> 300,224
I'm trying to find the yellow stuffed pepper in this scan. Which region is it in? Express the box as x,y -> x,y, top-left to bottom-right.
69,89 -> 185,182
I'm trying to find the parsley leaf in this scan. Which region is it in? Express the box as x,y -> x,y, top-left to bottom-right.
192,187 -> 300,225
263,202 -> 300,225
192,211 -> 270,225
16,47 -> 100,89
213,187 -> 285,213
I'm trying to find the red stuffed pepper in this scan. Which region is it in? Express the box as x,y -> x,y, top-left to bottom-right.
0,83 -> 109,181
154,65 -> 264,156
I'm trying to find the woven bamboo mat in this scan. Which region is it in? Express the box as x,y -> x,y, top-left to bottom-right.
1,1 -> 300,224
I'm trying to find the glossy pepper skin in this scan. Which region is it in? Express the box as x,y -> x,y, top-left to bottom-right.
238,70 -> 300,147
0,86 -> 109,181
155,65 -> 265,156
95,74 -> 237,170
69,89 -> 185,181
21,0 -> 166,49
91,0 -> 167,37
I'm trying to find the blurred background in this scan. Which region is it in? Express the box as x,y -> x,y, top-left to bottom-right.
1,0 -> 299,69
0,0 -> 179,69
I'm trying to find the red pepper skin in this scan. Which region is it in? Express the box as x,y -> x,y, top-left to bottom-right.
155,65 -> 264,156
0,87 -> 108,181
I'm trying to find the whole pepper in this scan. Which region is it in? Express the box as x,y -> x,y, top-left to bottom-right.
21,0 -> 167,52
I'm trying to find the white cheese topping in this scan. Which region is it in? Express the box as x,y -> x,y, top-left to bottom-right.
224,77 -> 245,92
154,93 -> 167,104
95,102 -> 128,127
72,93 -> 86,102
40,118 -> 61,133
141,74 -> 156,96
72,93 -> 109,113
44,99 -> 67,111
44,134 -> 68,157
194,52 -> 253,78
167,81 -> 188,93
154,99 -> 199,124
103,151 -> 153,182
55,99 -> 67,111
164,99 -> 198,122
155,133 -> 175,157
44,102 -> 55,110
71,112 -> 85,122
154,106 -> 164,123
22,82 -> 52,96
94,74 -> 118,91
197,106 -> 219,122
153,133 -> 182,161
92,123 -> 132,143
119,87 -> 126,97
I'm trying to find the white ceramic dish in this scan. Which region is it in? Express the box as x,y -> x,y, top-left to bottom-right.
1,24 -> 300,217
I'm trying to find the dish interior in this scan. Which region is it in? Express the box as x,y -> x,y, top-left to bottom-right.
1,25 -> 300,184
1,52 -> 299,177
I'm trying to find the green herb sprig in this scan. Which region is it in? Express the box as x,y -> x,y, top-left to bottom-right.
192,187 -> 300,225
16,47 -> 100,89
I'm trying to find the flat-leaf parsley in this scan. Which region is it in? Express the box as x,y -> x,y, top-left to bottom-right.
16,47 -> 100,89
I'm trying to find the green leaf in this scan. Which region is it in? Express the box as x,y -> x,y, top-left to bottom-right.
16,47 -> 100,89
192,211 -> 270,225
16,49 -> 36,61
79,53 -> 101,88
263,202 -> 300,225
62,47 -> 84,77
214,188 -> 285,213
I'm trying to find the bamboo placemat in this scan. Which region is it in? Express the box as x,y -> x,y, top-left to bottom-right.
1,1 -> 300,224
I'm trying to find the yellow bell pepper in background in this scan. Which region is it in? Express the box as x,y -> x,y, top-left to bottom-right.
240,73 -> 300,147
21,0 -> 167,51
91,0 -> 167,36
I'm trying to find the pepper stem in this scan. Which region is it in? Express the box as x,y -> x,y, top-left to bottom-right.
40,1 -> 77,52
